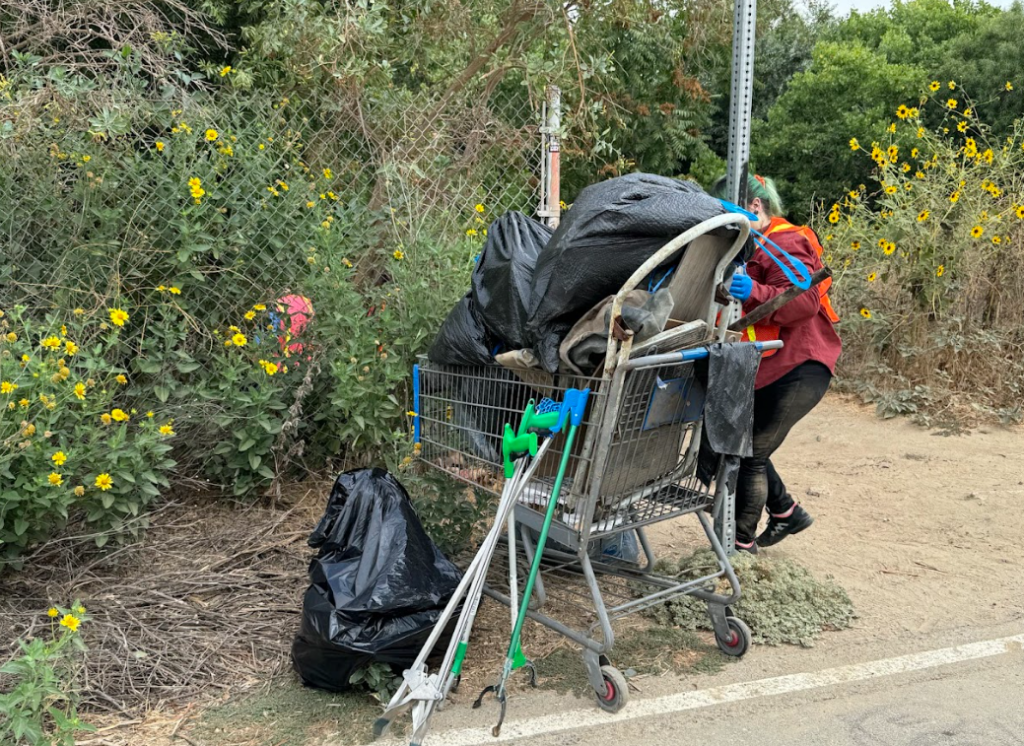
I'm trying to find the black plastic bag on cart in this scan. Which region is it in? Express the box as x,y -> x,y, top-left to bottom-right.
527,173 -> 743,372
472,211 -> 551,350
696,343 -> 760,486
428,293 -> 494,367
291,468 -> 463,692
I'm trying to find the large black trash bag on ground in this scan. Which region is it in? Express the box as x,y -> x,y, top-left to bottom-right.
427,293 -> 493,366
527,174 -> 736,372
471,211 -> 551,350
291,468 -> 463,692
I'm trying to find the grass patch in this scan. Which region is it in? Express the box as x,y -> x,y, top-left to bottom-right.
535,626 -> 726,697
190,678 -> 379,746
645,550 -> 856,647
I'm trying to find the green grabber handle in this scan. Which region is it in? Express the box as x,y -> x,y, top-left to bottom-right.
501,400 -> 562,479
504,388 -> 590,666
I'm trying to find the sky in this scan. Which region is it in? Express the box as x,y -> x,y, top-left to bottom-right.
827,0 -> 1017,13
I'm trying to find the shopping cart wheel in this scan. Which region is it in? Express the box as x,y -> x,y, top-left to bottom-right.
594,665 -> 629,713
715,617 -> 751,657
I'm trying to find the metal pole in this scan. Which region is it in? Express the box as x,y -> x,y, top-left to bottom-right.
720,0 -> 757,554
538,85 -> 561,229
725,0 -> 757,208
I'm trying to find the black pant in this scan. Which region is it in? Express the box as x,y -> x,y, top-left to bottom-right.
735,361 -> 832,545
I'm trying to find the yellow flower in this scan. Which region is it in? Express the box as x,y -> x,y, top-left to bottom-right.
100,413 -> 112,426
1006,81 -> 1014,92
74,382 -> 86,400
929,81 -> 940,92
850,241 -> 861,250
48,472 -> 63,486
205,129 -> 218,142
60,614 -> 80,632
81,155 -> 91,163
52,451 -> 67,466
915,171 -> 925,180
41,336 -> 61,349
169,286 -> 181,295
466,228 -> 477,236
232,333 -> 247,347
109,308 -> 129,327
159,424 -> 175,436
896,104 -> 910,119
883,242 -> 896,256
946,98 -> 958,110
111,408 -> 129,422
306,201 -> 315,209
884,185 -> 897,195
393,249 -> 405,260
220,65 -> 233,77
957,120 -> 968,133
971,225 -> 984,239
323,168 -> 333,180
321,220 -> 330,229
146,411 -> 154,418
917,127 -> 925,138
258,143 -> 265,150
0,381 -> 16,394
948,81 -> 956,90
908,107 -> 919,118
867,272 -> 878,282
1015,205 -> 1024,220
18,398 -> 29,407
48,608 -> 59,618
901,163 -> 911,173
887,145 -> 898,162
73,308 -> 84,315
5,332 -> 16,342
253,304 -> 266,311
475,203 -> 485,213
827,211 -> 840,224
244,310 -> 256,321
342,258 -> 353,268
74,486 -> 85,496
860,308 -> 872,319
917,210 -> 930,222
65,341 -> 78,356
155,141 -> 165,152
887,123 -> 896,134
95,473 -> 113,491
992,235 -> 1002,245
950,191 -> 960,204
258,360 -> 279,376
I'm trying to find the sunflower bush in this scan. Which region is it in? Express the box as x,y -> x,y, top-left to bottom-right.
820,81 -> 1024,424
0,307 -> 176,560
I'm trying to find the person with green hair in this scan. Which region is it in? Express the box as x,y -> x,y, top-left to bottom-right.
709,173 -> 842,553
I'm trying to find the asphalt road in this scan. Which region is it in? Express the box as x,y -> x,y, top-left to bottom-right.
404,628 -> 1024,746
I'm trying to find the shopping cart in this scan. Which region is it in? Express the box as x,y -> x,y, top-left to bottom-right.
410,213 -> 779,713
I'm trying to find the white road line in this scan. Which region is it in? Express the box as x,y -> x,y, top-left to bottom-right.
370,633 -> 1024,746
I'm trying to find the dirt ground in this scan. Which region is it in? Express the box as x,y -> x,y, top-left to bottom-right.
41,396 -> 1024,745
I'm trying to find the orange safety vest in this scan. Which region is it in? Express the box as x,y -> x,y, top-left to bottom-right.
746,218 -> 839,357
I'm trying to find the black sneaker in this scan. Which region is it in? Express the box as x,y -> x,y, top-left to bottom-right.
735,541 -> 758,555
756,504 -> 814,547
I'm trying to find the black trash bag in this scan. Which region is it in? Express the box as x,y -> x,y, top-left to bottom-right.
527,173 -> 740,372
471,211 -> 552,350
291,468 -> 463,692
427,293 -> 494,366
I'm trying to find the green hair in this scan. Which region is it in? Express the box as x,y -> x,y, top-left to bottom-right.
710,173 -> 785,217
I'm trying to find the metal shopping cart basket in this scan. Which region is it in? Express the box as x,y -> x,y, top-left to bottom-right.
410,213 -> 779,713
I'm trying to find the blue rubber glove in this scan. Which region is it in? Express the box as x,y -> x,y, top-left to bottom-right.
729,268 -> 753,302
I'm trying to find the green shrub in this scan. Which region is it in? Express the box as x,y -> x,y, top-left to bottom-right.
0,603 -> 94,746
0,307 -> 175,561
819,84 -> 1024,424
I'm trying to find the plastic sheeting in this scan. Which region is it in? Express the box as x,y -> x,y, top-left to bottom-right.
291,468 -> 463,692
526,174 -> 736,372
427,294 -> 493,367
472,212 -> 552,350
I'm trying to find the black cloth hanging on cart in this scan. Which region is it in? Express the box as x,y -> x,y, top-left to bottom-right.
696,342 -> 759,486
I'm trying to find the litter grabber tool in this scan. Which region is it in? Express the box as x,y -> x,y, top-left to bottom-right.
474,388 -> 591,737
374,396 -> 568,746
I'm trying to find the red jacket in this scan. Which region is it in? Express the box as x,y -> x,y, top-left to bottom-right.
743,224 -> 842,389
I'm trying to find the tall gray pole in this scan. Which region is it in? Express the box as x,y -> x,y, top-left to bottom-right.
725,0 -> 757,207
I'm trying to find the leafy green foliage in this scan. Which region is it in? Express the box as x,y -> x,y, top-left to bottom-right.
347,662 -> 402,702
646,550 -> 855,647
0,603 -> 94,746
